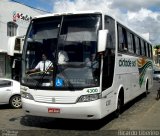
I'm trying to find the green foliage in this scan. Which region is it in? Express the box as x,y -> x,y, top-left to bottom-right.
154,45 -> 160,49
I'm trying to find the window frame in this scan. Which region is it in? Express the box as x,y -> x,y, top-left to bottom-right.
0,80 -> 12,88
117,22 -> 152,58
117,24 -> 128,52
7,22 -> 18,37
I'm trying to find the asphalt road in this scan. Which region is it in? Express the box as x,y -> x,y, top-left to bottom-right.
0,81 -> 160,136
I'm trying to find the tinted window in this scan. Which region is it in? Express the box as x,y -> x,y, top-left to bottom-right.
0,80 -> 12,88
103,16 -> 115,90
131,34 -> 136,53
105,16 -> 115,49
150,45 -> 153,58
118,25 -> 128,51
144,41 -> 147,56
127,32 -> 136,53
127,32 -> 134,53
147,43 -> 150,57
135,36 -> 141,55
141,40 -> 145,56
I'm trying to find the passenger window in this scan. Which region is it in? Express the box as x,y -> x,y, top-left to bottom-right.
104,16 -> 115,49
143,41 -> 147,56
127,32 -> 133,53
135,36 -> 141,55
131,34 -> 136,53
127,32 -> 135,54
150,45 -> 153,58
118,25 -> 128,52
138,38 -> 142,55
147,43 -> 150,57
141,40 -> 145,56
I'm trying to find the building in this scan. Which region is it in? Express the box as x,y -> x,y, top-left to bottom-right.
0,0 -> 47,79
153,47 -> 160,66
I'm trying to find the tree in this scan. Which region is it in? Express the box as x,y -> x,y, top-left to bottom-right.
154,45 -> 160,49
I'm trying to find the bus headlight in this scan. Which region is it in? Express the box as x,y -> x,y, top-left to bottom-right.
21,92 -> 34,100
78,93 -> 101,102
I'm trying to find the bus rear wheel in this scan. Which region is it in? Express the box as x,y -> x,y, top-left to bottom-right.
114,96 -> 122,118
144,81 -> 149,97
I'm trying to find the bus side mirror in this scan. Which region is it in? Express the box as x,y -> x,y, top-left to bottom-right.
97,30 -> 109,52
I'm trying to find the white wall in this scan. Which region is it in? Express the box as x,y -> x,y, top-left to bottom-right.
0,0 -> 47,53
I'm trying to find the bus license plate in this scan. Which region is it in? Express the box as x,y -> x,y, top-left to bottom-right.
48,108 -> 60,113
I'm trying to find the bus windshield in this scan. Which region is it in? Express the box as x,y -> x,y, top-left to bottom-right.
22,14 -> 102,90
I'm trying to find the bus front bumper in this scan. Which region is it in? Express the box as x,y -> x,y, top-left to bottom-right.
22,98 -> 102,120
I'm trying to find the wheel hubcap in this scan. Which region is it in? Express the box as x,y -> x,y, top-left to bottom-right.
12,97 -> 22,108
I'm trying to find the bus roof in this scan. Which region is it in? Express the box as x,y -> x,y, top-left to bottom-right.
33,10 -> 103,19
32,10 -> 152,44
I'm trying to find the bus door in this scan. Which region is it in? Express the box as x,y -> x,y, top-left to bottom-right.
101,48 -> 115,113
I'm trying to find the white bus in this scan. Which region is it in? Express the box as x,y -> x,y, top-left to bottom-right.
21,11 -> 153,120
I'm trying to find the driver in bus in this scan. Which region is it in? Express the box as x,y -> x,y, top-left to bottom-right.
26,53 -> 53,74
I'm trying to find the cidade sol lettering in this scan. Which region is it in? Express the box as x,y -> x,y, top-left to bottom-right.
119,59 -> 136,67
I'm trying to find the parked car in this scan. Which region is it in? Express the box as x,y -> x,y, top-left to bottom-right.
153,70 -> 160,80
0,78 -> 21,108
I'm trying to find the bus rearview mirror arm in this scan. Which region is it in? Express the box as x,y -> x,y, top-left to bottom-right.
97,30 -> 109,53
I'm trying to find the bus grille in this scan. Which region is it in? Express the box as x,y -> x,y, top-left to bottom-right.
34,96 -> 78,104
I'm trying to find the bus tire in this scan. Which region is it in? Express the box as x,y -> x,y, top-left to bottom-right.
144,80 -> 149,97
114,91 -> 123,118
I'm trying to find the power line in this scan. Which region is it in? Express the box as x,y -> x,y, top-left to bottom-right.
10,0 -> 51,13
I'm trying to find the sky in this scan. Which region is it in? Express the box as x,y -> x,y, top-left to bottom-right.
12,0 -> 160,45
